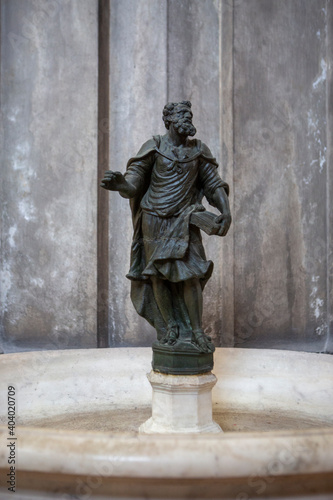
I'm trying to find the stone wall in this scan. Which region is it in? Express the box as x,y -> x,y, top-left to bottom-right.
1,0 -> 332,353
106,0 -> 232,347
1,0 -> 98,351
106,0 -> 332,352
233,0 -> 332,351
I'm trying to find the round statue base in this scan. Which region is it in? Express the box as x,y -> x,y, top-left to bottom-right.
152,340 -> 214,375
139,370 -> 223,434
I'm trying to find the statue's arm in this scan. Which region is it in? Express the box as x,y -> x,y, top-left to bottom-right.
211,187 -> 232,237
100,151 -> 154,199
100,171 -> 137,198
199,155 -> 232,237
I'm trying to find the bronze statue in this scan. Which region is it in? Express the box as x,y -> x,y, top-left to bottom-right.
101,101 -> 231,374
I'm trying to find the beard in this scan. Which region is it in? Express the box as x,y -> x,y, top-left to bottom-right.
173,117 -> 197,137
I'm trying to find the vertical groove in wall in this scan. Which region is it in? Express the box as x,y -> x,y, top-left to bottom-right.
0,6 -> 3,341
325,0 -> 333,352
166,0 -> 170,102
0,4 -> 2,112
97,0 -> 110,348
218,0 -> 223,340
220,0 -> 235,346
231,0 -> 235,347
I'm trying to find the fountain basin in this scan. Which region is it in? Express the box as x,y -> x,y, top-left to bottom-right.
0,347 -> 332,499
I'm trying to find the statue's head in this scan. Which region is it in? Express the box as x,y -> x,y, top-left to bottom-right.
162,101 -> 197,137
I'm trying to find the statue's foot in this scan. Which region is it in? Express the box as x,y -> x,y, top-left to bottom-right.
167,325 -> 179,346
192,330 -> 215,353
160,325 -> 179,346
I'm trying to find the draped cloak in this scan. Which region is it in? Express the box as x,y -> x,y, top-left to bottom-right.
124,135 -> 229,339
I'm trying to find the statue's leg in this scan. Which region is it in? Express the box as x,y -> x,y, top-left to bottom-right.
183,278 -> 203,332
150,276 -> 178,345
183,278 -> 214,353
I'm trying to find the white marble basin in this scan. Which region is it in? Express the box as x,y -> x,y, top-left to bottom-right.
0,347 -> 332,499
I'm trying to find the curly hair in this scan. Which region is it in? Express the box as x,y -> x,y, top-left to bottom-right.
162,100 -> 192,129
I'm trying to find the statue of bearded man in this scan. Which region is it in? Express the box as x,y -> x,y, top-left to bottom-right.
101,101 -> 231,354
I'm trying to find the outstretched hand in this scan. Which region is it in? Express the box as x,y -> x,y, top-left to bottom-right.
100,171 -> 127,191
215,212 -> 232,237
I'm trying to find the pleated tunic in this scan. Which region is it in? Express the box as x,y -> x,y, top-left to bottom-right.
125,135 -> 228,285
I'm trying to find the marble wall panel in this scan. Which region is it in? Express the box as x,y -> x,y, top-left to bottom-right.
1,0 -> 331,353
233,0 -> 331,351
326,0 -> 333,353
167,0 -> 233,346
1,0 -> 98,351
108,0 -> 167,346
107,0 -> 233,347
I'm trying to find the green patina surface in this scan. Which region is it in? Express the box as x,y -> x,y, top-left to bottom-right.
101,101 -> 231,373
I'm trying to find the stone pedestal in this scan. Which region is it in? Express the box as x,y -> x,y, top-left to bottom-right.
152,339 -> 214,375
139,370 -> 222,434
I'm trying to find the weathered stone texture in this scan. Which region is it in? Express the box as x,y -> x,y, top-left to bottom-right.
1,0 -> 98,350
327,1 -> 333,353
233,0 -> 332,351
1,0 -> 331,353
108,0 -> 167,346
168,0 -> 233,347
107,0 -> 233,347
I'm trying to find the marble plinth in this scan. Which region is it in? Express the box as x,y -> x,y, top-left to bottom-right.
139,370 -> 222,434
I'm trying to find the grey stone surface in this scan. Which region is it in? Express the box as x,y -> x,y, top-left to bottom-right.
167,0 -> 233,347
0,0 -> 98,351
105,0 -> 332,353
108,0 -> 167,346
1,0 -> 332,353
220,0 -> 235,346
107,0 -> 233,348
233,0 -> 332,351
328,1 -> 333,353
